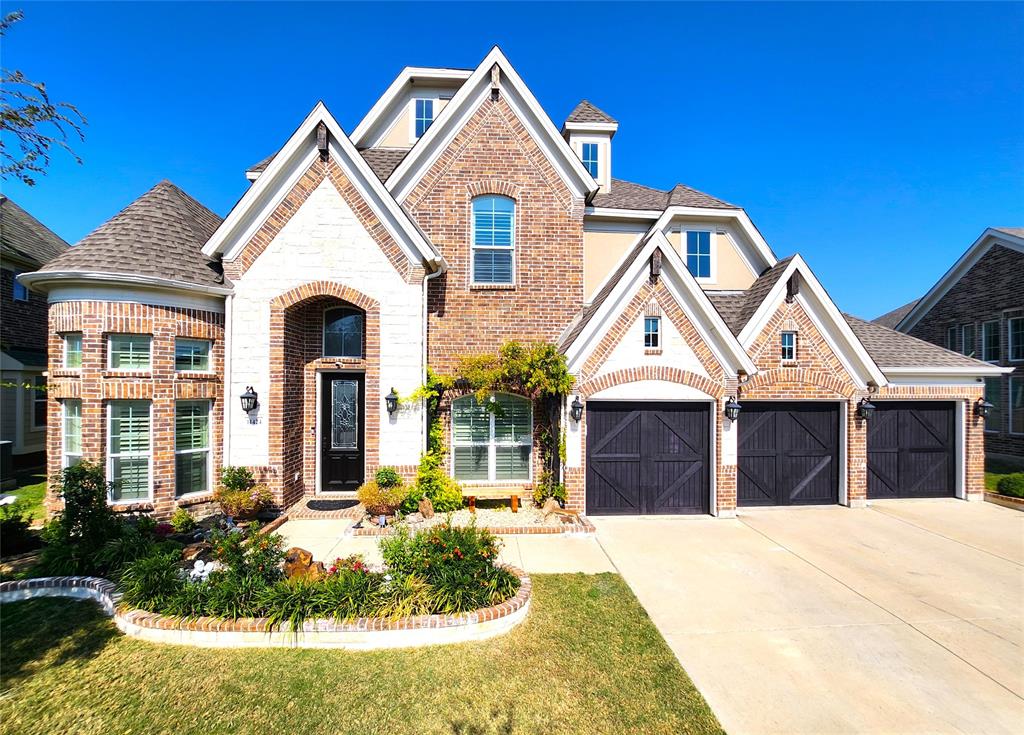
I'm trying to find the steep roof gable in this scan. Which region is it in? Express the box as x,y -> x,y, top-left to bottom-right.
33,181 -> 225,288
895,227 -> 1024,332
202,102 -> 440,269
0,196 -> 69,267
385,47 -> 599,203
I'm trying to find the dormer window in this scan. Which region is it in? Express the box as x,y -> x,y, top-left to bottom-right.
582,143 -> 599,178
686,231 -> 713,280
414,99 -> 434,138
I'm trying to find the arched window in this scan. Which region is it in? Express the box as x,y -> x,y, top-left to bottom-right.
323,307 -> 363,358
452,393 -> 531,481
471,195 -> 515,284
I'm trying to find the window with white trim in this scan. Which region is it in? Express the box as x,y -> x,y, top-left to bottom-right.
781,331 -> 797,361
107,401 -> 151,501
981,320 -> 1000,362
984,377 -> 1003,433
685,231 -> 712,279
960,324 -> 975,357
644,317 -> 660,348
471,195 -> 515,285
63,399 -> 82,467
1010,317 -> 1024,361
582,142 -> 599,178
175,400 -> 211,496
107,334 -> 151,370
452,393 -> 532,482
31,376 -> 46,429
63,332 -> 82,368
946,326 -> 957,351
175,338 -> 210,372
1011,377 -> 1024,436
323,307 -> 364,358
414,98 -> 434,138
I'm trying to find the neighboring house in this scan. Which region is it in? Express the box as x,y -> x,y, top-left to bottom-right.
877,227 -> 1024,459
1,196 -> 70,468
19,48 -> 1007,519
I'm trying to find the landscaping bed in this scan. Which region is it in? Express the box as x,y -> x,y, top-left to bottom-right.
0,574 -> 723,735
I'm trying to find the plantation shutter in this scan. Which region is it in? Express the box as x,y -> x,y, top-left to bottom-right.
472,196 -> 514,284
109,401 -> 151,500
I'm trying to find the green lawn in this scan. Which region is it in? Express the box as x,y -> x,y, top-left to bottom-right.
0,574 -> 722,735
9,468 -> 46,524
985,456 -> 1024,493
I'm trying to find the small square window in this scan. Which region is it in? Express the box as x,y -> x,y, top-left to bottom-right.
108,334 -> 151,370
644,317 -> 660,348
686,231 -> 712,279
582,143 -> 599,178
63,333 -> 83,368
415,98 -> 434,138
781,331 -> 797,361
982,321 -> 1000,362
175,338 -> 211,372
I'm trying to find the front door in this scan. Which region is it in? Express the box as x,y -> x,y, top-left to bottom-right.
320,372 -> 365,492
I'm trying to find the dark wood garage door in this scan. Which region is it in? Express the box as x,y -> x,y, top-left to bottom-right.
586,402 -> 709,515
868,402 -> 956,499
738,402 -> 839,506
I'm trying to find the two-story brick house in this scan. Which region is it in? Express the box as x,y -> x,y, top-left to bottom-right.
20,48 -> 1007,518
876,227 -> 1024,460
1,196 -> 69,469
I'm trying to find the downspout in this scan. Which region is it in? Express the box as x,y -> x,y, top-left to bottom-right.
421,256 -> 447,453
222,292 -> 233,465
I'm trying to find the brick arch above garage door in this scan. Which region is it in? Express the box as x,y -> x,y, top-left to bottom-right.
740,367 -> 856,400
579,366 -> 725,400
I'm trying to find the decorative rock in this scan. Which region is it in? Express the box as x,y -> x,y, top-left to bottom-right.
405,512 -> 424,525
182,541 -> 212,562
283,547 -> 326,581
541,497 -> 561,519
418,496 -> 434,519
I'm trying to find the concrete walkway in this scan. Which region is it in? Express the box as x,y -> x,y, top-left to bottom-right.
592,501 -> 1024,735
273,518 -> 615,574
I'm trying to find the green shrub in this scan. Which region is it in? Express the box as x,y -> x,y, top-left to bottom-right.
414,450 -> 464,512
532,477 -> 567,506
357,480 -> 407,515
220,466 -> 255,492
119,550 -> 186,611
38,462 -> 121,575
375,466 -> 402,489
214,484 -> 271,518
997,473 -> 1024,498
0,499 -> 35,556
169,508 -> 197,534
210,523 -> 285,583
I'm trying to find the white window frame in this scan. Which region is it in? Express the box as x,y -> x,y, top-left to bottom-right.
63,332 -> 83,369
1010,377 -> 1024,436
581,142 -> 599,179
981,320 -> 1000,363
107,400 -> 153,503
644,316 -> 661,349
946,326 -> 957,351
175,399 -> 213,497
781,331 -> 797,362
62,399 -> 82,468
961,323 -> 976,357
30,375 -> 46,430
107,333 -> 152,370
451,393 -> 533,484
470,195 -> 516,286
411,97 -> 435,141
1010,317 -> 1024,363
571,135 -> 610,189
174,337 -> 212,373
684,229 -> 716,283
12,271 -> 28,302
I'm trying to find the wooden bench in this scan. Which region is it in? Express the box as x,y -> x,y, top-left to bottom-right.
462,486 -> 531,513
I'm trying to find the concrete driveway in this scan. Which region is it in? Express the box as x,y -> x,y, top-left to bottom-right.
592,500 -> 1024,735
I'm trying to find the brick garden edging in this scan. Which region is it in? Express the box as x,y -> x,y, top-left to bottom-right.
984,492 -> 1024,511
0,567 -> 531,650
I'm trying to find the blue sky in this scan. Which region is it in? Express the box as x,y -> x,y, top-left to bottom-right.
4,1 -> 1022,319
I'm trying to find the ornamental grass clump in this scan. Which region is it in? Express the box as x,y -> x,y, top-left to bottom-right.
214,466 -> 272,519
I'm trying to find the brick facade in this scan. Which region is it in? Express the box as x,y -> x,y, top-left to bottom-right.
1,265 -> 47,352
906,243 -> 1024,457
44,300 -> 224,518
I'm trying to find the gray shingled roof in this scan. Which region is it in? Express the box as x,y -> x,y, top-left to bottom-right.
565,100 -> 617,125
844,314 -> 991,369
39,181 -> 226,288
994,227 -> 1024,238
872,299 -> 919,329
591,178 -> 737,211
247,148 -> 409,182
0,196 -> 69,268
705,257 -> 794,335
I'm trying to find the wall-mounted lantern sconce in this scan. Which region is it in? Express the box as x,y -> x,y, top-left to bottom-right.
386,388 -> 399,416
975,397 -> 993,419
570,396 -> 584,423
240,386 -> 259,413
724,396 -> 742,422
857,397 -> 876,421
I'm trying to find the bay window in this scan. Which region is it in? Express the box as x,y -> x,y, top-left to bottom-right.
452,393 -> 532,482
108,334 -> 151,370
107,401 -> 151,501
175,400 -> 211,496
63,332 -> 82,368
175,338 -> 211,371
63,399 -> 82,467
